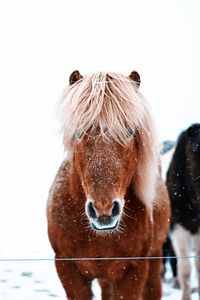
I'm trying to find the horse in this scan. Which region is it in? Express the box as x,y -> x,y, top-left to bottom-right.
47,70 -> 170,300
166,123 -> 200,300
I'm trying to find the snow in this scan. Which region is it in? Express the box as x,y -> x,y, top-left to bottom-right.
0,136 -> 199,299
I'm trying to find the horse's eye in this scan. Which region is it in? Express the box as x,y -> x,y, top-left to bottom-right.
74,131 -> 82,140
126,128 -> 133,138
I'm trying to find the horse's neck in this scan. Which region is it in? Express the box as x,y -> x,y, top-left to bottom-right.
125,185 -> 147,213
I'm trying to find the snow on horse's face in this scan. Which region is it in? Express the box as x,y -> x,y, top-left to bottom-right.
73,134 -> 138,232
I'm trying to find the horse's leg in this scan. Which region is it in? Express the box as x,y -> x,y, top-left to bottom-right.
142,255 -> 162,300
162,237 -> 170,278
55,260 -> 93,300
171,224 -> 192,300
169,243 -> 179,288
98,278 -> 113,300
112,261 -> 148,300
193,232 -> 200,299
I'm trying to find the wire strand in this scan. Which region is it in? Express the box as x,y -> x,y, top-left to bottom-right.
0,255 -> 200,262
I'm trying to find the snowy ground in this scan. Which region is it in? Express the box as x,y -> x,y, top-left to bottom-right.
0,136 -> 199,299
0,262 -> 199,300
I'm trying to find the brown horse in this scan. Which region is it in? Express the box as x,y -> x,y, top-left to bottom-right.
47,70 -> 170,300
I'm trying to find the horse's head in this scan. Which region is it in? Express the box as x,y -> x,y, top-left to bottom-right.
60,70 -> 159,233
186,124 -> 200,173
73,134 -> 138,231
187,123 -> 200,156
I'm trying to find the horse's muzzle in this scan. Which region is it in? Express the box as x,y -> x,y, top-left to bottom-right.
85,199 -> 123,231
91,219 -> 119,231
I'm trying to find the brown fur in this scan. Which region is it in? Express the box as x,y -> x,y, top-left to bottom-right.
47,71 -> 170,299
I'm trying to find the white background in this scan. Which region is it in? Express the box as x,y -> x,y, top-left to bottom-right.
0,0 -> 200,299
0,0 -> 200,141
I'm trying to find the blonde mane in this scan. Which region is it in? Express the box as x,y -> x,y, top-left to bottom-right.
59,72 -> 159,213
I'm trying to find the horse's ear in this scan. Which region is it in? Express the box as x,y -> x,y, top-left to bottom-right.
69,70 -> 83,85
129,71 -> 141,88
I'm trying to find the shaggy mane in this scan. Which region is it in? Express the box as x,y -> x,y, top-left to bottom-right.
59,72 -> 159,212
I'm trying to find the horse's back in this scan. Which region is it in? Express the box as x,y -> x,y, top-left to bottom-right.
47,158 -> 71,208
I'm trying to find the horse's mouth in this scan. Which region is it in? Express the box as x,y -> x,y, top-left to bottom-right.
91,221 -> 119,231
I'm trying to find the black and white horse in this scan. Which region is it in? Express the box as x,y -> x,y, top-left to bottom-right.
166,123 -> 200,300
161,140 -> 178,285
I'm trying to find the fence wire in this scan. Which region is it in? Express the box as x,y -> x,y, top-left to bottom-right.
0,255 -> 200,262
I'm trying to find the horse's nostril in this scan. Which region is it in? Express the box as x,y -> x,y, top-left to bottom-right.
88,202 -> 97,219
112,201 -> 120,217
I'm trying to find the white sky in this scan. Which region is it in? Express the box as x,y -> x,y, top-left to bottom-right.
0,0 -> 200,142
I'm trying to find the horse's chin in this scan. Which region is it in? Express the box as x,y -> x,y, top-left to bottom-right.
91,220 -> 119,232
